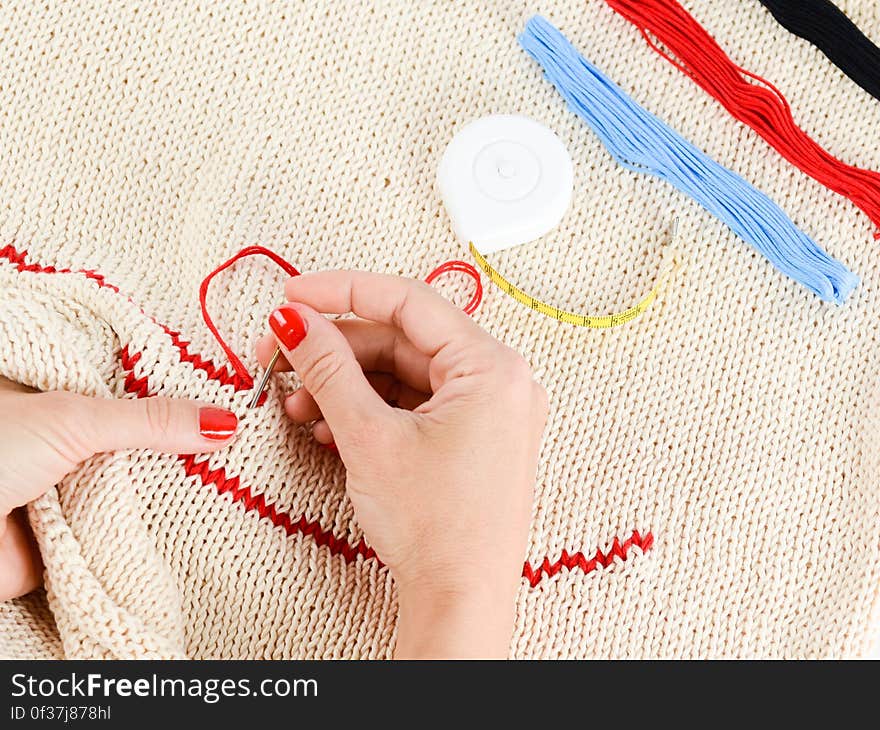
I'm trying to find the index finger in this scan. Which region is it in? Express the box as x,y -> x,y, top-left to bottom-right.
284,270 -> 486,356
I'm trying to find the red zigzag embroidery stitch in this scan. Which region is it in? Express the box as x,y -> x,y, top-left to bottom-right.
0,244 -> 255,392
4,243 -> 654,586
121,343 -> 378,565
521,531 -> 654,588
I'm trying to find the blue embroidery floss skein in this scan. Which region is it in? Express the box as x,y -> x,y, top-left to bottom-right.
519,16 -> 858,305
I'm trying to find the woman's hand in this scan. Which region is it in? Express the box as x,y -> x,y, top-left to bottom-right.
256,271 -> 548,658
0,377 -> 238,601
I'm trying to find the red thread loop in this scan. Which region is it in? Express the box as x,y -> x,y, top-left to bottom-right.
424,259 -> 483,315
199,248 -> 483,391
199,246 -> 301,389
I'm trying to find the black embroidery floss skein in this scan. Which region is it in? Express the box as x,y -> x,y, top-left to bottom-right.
758,0 -> 880,102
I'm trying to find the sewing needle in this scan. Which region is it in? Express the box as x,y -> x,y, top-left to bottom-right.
247,347 -> 281,409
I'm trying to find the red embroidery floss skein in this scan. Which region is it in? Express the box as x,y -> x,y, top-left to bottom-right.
605,0 -> 880,239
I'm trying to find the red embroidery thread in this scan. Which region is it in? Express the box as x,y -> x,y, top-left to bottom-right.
424,259 -> 483,315
522,530 -> 654,587
198,245 -> 301,389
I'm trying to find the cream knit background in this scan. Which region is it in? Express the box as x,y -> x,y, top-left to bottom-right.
1,0 -> 879,659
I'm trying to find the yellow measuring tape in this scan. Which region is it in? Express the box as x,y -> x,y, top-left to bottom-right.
469,243 -> 679,328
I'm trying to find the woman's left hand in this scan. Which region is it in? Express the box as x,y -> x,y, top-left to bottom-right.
0,376 -> 239,601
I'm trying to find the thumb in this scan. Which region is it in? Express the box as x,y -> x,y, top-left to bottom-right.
268,303 -> 388,433
60,393 -> 239,454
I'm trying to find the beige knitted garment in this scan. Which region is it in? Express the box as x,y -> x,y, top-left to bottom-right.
1,0 -> 879,659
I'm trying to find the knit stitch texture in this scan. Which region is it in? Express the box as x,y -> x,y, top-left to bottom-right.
1,0 -> 879,659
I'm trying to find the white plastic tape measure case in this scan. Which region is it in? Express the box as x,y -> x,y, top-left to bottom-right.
437,114 -> 573,254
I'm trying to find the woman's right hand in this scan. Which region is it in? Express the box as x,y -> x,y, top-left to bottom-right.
256,271 -> 548,658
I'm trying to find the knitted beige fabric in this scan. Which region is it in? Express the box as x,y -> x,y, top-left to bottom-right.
1,0 -> 879,659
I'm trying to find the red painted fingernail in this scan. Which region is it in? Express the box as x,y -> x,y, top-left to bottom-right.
199,407 -> 238,441
321,442 -> 338,452
269,305 -> 308,351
